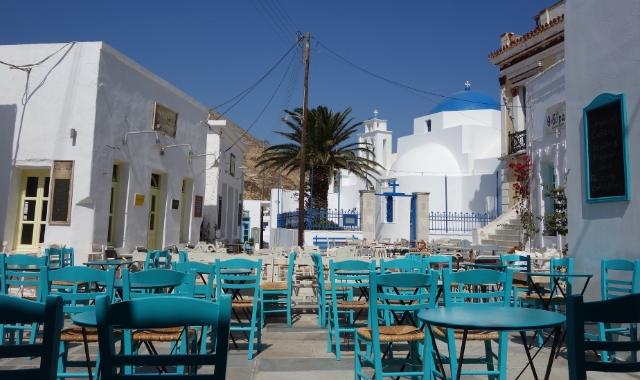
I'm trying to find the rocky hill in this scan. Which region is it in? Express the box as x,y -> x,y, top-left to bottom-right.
211,111 -> 298,201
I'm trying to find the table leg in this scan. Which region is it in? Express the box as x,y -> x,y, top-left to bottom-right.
81,328 -> 94,380
519,331 -> 539,380
455,330 -> 468,380
426,324 -> 447,378
545,326 -> 561,380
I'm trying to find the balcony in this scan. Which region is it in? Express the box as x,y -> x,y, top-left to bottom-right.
508,130 -> 527,154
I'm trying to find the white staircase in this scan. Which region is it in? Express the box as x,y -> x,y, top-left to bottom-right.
473,207 -> 522,253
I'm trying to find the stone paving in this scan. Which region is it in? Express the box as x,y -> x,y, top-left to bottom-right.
2,299 -> 640,379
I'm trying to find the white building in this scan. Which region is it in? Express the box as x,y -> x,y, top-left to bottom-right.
0,42 -> 246,261
242,200 -> 270,248
565,0 -> 640,300
273,86 -> 502,244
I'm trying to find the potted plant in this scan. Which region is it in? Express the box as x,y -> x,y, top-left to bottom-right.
246,238 -> 255,252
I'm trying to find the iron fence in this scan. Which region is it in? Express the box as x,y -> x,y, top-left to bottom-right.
277,208 -> 360,231
429,212 -> 496,233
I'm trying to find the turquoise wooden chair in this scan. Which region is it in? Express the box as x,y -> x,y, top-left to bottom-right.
433,268 -> 514,380
154,250 -> 171,269
0,253 -> 47,347
500,253 -> 532,304
327,259 -> 375,361
95,294 -> 232,379
41,266 -> 117,379
45,247 -> 64,269
311,253 -> 329,327
177,250 -> 189,263
586,259 -> 640,362
0,294 -> 64,380
567,293 -> 640,380
260,252 -> 296,327
424,255 -> 452,272
143,251 -> 158,271
354,271 -> 438,379
215,258 -> 263,360
174,261 -> 216,300
120,268 -> 198,374
379,257 -> 425,273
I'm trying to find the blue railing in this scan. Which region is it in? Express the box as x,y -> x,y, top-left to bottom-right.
277,208 -> 360,231
429,212 -> 496,233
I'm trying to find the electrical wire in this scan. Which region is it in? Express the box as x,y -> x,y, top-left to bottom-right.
271,0 -> 301,34
0,42 -> 75,72
250,0 -> 293,47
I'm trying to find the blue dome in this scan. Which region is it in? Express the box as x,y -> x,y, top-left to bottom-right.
428,90 -> 500,115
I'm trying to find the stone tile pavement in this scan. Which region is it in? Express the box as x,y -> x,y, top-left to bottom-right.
2,299 -> 640,379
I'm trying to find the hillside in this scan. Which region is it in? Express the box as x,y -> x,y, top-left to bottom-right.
210,110 -> 298,201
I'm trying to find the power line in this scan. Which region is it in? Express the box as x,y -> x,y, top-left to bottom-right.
267,43 -> 303,145
263,0 -> 298,37
212,39 -> 301,118
271,0 -> 301,34
250,0 -> 293,47
313,38 -> 528,110
225,38 -> 301,152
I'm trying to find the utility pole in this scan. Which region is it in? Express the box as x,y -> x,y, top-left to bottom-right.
298,32 -> 310,247
261,139 -> 266,200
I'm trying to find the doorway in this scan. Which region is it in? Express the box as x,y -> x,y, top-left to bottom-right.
14,170 -> 50,251
147,173 -> 161,251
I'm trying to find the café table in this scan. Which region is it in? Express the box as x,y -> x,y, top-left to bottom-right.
461,263 -> 508,271
83,260 -> 134,271
419,305 -> 565,380
522,271 -> 593,310
224,243 -> 244,253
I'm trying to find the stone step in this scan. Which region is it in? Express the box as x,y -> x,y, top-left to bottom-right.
488,234 -> 521,242
493,229 -> 521,237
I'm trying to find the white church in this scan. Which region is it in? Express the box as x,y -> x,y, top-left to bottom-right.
272,83 -> 503,244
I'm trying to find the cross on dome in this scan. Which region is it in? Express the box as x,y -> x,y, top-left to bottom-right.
464,81 -> 471,91
373,109 -> 378,118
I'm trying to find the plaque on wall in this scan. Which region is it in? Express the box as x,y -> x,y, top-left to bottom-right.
134,193 -> 145,206
194,195 -> 203,218
49,161 -> 74,224
583,93 -> 630,203
152,102 -> 178,138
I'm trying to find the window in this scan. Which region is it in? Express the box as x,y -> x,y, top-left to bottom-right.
108,165 -> 119,245
426,119 -> 432,132
385,196 -> 394,223
217,196 -> 222,227
229,154 -> 236,177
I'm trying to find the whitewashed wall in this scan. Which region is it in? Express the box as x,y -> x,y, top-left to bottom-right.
565,0 -> 640,300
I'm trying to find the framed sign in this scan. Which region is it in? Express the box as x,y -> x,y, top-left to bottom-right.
583,93 -> 630,203
49,161 -> 74,225
134,193 -> 145,206
171,199 -> 180,210
152,102 -> 178,138
194,195 -> 203,218
229,153 -> 236,177
342,214 -> 358,227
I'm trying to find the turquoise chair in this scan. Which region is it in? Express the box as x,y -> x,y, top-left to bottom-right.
379,257 -> 425,273
0,253 -> 47,347
95,294 -> 232,379
61,247 -> 74,267
433,268 -> 514,380
327,259 -> 375,361
215,258 -> 263,360
311,253 -> 352,329
45,247 -> 64,269
0,294 -> 64,380
500,253 -> 532,303
260,252 -> 296,327
121,268 -> 198,374
424,255 -> 452,272
354,271 -> 438,380
143,251 -> 158,271
567,293 -> 640,380
155,250 -> 171,269
586,259 -> 640,362
42,266 -> 117,379
177,250 -> 189,263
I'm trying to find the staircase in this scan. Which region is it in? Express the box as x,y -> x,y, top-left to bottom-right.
479,219 -> 521,252
473,206 -> 522,253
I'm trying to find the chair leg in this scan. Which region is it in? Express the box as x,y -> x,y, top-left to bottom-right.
498,332 -> 508,380
287,293 -> 292,328
483,339 -> 496,380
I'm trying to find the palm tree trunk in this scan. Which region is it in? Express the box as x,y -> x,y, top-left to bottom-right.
311,165 -> 329,210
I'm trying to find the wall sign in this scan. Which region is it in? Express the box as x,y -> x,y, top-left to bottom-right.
134,193 -> 145,206
171,199 -> 180,210
583,93 -> 630,203
194,195 -> 203,218
49,161 -> 74,224
343,214 -> 358,227
152,102 -> 178,138
546,101 -> 565,135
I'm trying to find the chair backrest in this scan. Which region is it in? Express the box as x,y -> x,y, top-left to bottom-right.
550,257 -> 574,295
121,269 -> 196,300
328,259 -> 375,300
177,250 -> 189,263
424,255 -> 453,272
45,247 -> 64,268
601,259 -> 640,300
214,258 -> 262,300
174,261 -> 216,300
61,247 -> 74,267
0,253 -> 48,300
334,247 -> 354,261
143,250 -> 158,271
567,293 -> 640,379
442,268 -> 514,307
500,254 -> 531,272
42,266 -> 116,316
310,253 -> 325,288
0,294 -> 64,380
154,250 -> 171,269
369,271 -> 438,328
379,258 -> 425,273
95,294 -> 231,379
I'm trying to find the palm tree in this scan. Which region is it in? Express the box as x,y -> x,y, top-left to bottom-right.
257,106 -> 382,211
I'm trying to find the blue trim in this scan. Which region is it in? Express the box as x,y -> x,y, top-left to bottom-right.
428,90 -> 500,115
410,195 -> 417,241
342,214 -> 358,226
583,93 -> 630,203
386,196 -> 393,223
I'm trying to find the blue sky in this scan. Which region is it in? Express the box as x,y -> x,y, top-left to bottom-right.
1,1 -> 557,150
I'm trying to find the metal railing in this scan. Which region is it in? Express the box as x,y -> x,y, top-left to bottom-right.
277,208 -> 360,231
508,130 -> 526,154
429,212 -> 496,233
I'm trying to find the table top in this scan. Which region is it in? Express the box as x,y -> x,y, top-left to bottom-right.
523,271 -> 593,278
71,310 -> 97,328
83,260 -> 134,266
418,305 -> 566,331
98,279 -> 186,289
461,263 -> 507,270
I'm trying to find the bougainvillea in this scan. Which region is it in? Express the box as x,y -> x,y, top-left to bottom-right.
508,155 -> 539,247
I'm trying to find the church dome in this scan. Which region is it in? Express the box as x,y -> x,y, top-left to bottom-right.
389,144 -> 460,176
428,89 -> 500,115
